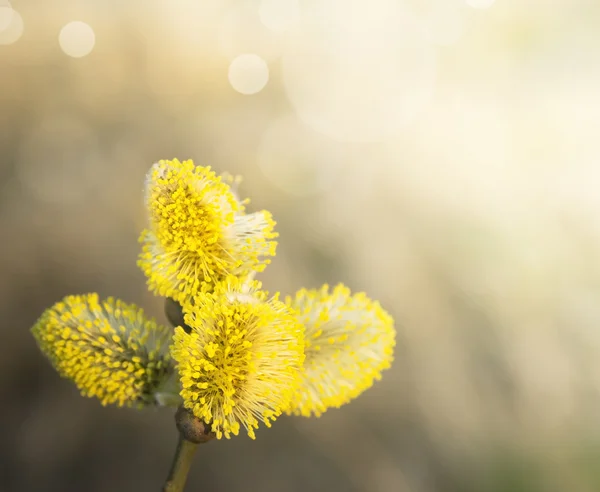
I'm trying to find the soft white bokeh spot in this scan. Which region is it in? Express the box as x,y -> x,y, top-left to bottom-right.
466,0 -> 496,8
0,3 -> 14,33
281,0 -> 436,142
0,8 -> 22,45
259,0 -> 300,32
59,21 -> 96,58
258,115 -> 342,196
228,54 -> 269,95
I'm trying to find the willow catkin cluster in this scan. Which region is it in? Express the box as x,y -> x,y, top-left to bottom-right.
31,157 -> 396,441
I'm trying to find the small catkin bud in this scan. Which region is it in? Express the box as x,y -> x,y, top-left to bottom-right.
175,406 -> 215,444
164,297 -> 190,333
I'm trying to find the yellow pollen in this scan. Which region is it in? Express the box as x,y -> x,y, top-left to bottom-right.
31,294 -> 173,408
170,276 -> 305,439
284,284 -> 395,417
138,159 -> 278,305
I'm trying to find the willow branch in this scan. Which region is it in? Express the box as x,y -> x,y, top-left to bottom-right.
162,436 -> 198,492
162,406 -> 215,492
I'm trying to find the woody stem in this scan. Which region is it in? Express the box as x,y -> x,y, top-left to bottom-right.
162,433 -> 198,492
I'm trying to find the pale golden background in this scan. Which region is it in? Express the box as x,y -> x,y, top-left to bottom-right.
2,0 -> 600,491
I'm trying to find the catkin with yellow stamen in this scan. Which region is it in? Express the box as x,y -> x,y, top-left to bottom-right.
171,277 -> 304,439
138,159 -> 277,305
31,294 -> 173,407
285,284 -> 395,417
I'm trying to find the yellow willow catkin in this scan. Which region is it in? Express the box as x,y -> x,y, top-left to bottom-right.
171,277 -> 304,439
285,284 -> 395,417
138,159 -> 277,305
31,294 -> 173,407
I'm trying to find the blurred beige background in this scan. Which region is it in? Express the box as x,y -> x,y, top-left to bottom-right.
2,0 -> 600,491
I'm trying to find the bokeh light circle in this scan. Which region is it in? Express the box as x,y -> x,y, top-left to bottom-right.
259,0 -> 300,32
0,8 -> 22,45
228,54 -> 269,95
281,0 -> 436,142
0,4 -> 14,33
59,21 -> 95,58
